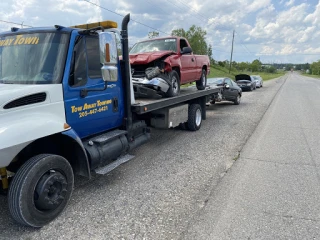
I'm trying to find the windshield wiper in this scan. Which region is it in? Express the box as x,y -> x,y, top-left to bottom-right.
0,80 -> 15,84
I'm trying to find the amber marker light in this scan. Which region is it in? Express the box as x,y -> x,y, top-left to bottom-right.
64,123 -> 70,129
105,43 -> 110,62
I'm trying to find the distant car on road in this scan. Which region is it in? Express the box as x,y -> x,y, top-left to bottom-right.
235,74 -> 256,91
206,77 -> 242,105
251,75 -> 263,88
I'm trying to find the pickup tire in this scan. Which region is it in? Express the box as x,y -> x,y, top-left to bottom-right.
196,69 -> 207,90
8,154 -> 74,227
165,70 -> 180,97
187,104 -> 202,131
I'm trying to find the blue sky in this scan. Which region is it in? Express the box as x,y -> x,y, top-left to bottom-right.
1,0 -> 320,64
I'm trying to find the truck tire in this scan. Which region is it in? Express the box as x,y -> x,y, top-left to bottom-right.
8,154 -> 74,227
196,69 -> 207,90
165,70 -> 180,97
187,104 -> 202,131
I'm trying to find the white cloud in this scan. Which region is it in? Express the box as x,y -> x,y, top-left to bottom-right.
276,44 -> 298,55
0,0 -> 319,63
285,0 -> 295,7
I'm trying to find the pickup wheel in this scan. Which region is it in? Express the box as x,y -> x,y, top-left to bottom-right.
196,69 -> 207,90
8,154 -> 74,227
165,70 -> 180,97
187,104 -> 202,131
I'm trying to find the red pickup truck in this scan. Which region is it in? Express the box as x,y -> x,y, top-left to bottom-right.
129,36 -> 211,98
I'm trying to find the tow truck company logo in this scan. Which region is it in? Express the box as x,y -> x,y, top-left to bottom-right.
0,35 -> 40,47
71,99 -> 112,118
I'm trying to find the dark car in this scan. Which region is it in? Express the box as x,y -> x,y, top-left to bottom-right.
206,77 -> 242,105
235,74 -> 256,91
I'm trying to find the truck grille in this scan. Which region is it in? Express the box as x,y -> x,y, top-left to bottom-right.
3,92 -> 47,109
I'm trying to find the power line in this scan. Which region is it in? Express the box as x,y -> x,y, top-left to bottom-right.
176,0 -> 211,22
82,0 -> 170,35
0,20 -> 32,27
164,0 -> 207,24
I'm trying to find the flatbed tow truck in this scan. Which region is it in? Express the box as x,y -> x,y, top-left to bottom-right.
0,14 -> 221,227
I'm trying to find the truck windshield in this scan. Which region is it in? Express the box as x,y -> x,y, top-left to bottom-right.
130,38 -> 177,54
0,32 -> 69,84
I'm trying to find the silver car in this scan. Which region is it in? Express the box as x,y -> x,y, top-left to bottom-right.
251,75 -> 263,88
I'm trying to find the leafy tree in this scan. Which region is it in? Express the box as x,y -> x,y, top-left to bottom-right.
218,61 -> 225,67
207,44 -> 213,63
171,28 -> 187,38
239,62 -> 248,71
251,59 -> 262,72
267,66 -> 277,73
171,25 -> 208,55
148,31 -> 159,39
310,60 -> 320,75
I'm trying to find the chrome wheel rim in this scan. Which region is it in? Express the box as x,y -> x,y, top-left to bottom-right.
172,76 -> 178,94
196,109 -> 201,126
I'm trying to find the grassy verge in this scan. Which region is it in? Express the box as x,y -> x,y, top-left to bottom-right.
302,73 -> 320,79
208,65 -> 286,81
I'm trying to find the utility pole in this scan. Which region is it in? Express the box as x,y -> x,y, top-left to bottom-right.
229,30 -> 235,73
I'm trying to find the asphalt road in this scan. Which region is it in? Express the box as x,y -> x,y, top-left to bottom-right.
0,73 -> 290,239
184,72 -> 320,240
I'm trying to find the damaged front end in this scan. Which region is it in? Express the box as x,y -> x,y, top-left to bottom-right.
130,51 -> 176,99
132,66 -> 172,99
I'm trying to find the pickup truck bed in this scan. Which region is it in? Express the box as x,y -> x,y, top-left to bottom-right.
131,85 -> 222,114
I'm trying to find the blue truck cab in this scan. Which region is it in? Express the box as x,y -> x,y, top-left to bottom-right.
0,14 -> 221,228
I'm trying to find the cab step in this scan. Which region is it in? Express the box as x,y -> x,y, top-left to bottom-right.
94,154 -> 135,175
91,129 -> 127,145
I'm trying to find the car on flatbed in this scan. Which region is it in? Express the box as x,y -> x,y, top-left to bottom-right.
205,77 -> 242,105
129,36 -> 211,98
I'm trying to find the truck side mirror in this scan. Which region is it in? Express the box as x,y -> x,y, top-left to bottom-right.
99,32 -> 118,82
181,46 -> 192,54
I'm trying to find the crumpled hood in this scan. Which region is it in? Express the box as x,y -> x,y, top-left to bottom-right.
129,51 -> 174,64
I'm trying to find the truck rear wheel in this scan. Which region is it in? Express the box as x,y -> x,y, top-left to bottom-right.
196,69 -> 207,90
165,70 -> 180,97
8,154 -> 74,227
188,104 -> 202,131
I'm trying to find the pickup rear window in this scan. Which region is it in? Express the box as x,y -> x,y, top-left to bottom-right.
130,38 -> 177,54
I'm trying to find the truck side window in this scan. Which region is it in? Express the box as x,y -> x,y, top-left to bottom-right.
70,36 -> 87,87
180,39 -> 188,52
86,37 -> 102,79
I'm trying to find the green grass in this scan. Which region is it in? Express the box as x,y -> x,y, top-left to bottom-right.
208,65 -> 286,81
302,73 -> 320,79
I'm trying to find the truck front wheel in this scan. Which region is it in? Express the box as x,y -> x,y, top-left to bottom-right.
196,69 -> 207,90
188,104 -> 202,131
8,154 -> 74,227
165,70 -> 180,97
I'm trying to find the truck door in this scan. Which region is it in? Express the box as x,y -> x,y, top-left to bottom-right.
179,39 -> 196,83
63,34 -> 124,139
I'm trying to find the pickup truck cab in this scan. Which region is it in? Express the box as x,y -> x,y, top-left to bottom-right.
129,36 -> 211,98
